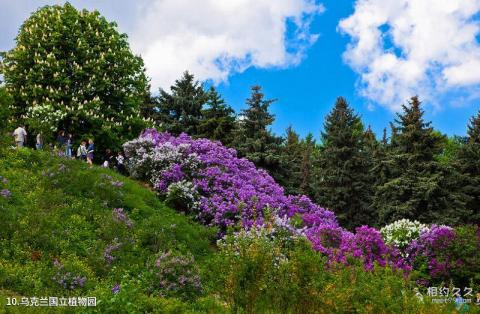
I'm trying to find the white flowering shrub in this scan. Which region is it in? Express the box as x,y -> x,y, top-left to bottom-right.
123,137 -> 200,189
380,219 -> 429,250
166,180 -> 201,214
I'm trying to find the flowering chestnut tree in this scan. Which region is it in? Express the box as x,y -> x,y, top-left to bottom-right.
1,3 -> 150,150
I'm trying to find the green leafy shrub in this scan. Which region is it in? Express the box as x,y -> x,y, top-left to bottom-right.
206,225 -> 457,314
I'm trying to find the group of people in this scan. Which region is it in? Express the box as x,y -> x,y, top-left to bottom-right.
11,126 -> 126,173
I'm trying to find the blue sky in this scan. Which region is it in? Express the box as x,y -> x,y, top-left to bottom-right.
1,0 -> 479,140
214,0 -> 480,139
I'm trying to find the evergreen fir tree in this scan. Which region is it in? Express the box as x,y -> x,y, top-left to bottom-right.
374,96 -> 471,225
197,87 -> 236,145
299,133 -> 317,198
457,111 -> 480,223
314,97 -> 374,230
277,126 -> 303,195
156,71 -> 208,136
232,85 -> 283,176
381,127 -> 388,146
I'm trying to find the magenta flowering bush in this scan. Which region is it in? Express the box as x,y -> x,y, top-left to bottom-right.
123,130 -> 412,273
405,225 -> 455,281
123,129 -> 337,233
405,225 -> 480,287
306,225 -> 410,272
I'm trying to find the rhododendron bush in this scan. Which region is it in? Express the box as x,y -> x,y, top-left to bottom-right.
123,130 -> 480,279
123,129 -> 337,232
405,225 -> 480,287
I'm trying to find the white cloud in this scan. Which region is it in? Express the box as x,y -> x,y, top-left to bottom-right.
130,0 -> 324,91
339,0 -> 480,111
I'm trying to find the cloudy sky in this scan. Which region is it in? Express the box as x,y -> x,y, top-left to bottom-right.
1,0 -> 479,138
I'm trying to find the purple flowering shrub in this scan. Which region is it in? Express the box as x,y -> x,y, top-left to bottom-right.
406,225 -> 480,288
104,238 -> 123,264
124,130 -> 412,272
0,175 -> 11,199
305,225 -> 410,272
123,129 -> 337,233
145,251 -> 202,300
51,259 -> 88,291
112,208 -> 133,229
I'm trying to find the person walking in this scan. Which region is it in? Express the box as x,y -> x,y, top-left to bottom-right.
56,131 -> 66,149
76,141 -> 88,161
116,151 -> 127,175
36,132 -> 43,150
103,149 -> 114,168
65,134 -> 73,158
12,125 -> 27,148
86,139 -> 94,166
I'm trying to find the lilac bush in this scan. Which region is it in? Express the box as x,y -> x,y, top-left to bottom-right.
51,259 -> 86,290
147,251 -> 202,300
104,238 -> 123,264
405,225 -> 456,284
0,175 -> 11,198
0,189 -> 11,198
112,208 -> 133,229
124,130 -> 413,272
123,129 -> 337,232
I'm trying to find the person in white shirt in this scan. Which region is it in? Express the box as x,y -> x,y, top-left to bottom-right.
36,133 -> 43,150
13,125 -> 27,148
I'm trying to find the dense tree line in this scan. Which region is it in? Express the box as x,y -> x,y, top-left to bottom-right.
1,3 -> 478,229
116,71 -> 480,229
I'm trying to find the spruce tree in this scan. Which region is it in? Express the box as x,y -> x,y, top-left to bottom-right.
457,111 -> 480,223
232,86 -> 283,175
277,126 -> 303,195
197,87 -> 236,145
374,97 -> 470,225
314,97 -> 374,230
299,133 -> 317,198
156,71 -> 208,136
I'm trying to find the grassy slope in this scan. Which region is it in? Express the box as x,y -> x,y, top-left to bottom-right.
0,148 -> 218,313
0,148 -> 472,314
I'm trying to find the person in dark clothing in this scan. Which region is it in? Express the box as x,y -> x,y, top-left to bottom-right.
103,149 -> 115,168
56,131 -> 66,148
87,139 -> 94,165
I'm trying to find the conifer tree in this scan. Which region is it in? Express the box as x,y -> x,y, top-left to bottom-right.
197,87 -> 236,145
156,71 -> 208,136
277,128 -> 317,197
314,97 -> 374,230
233,85 -> 283,176
457,111 -> 480,223
381,127 -> 388,146
374,97 -> 470,225
299,133 -> 317,198
277,126 -> 303,195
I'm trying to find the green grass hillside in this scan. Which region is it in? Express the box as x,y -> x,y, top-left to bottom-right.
0,148 -> 219,313
0,148 -> 471,314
